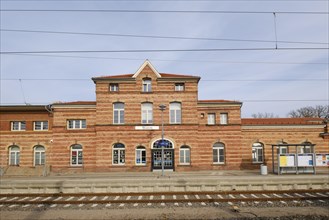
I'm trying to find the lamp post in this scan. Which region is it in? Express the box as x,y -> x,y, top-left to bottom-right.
159,104 -> 166,177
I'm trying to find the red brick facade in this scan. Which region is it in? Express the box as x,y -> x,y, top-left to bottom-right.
0,61 -> 328,174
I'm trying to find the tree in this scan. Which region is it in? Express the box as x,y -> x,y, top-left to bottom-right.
251,112 -> 278,118
287,105 -> 329,118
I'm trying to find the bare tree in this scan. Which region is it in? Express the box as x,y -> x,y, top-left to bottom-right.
287,105 -> 329,118
251,112 -> 278,118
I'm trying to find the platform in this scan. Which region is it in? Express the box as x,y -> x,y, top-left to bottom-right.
0,170 -> 328,194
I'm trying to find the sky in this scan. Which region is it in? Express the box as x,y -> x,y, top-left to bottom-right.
0,0 -> 328,118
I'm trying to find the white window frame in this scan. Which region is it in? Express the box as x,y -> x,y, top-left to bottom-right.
220,113 -> 228,125
142,79 -> 152,92
11,121 -> 26,131
113,143 -> 125,165
109,83 -> 119,92
213,142 -> 225,164
9,145 -> 20,165
141,103 -> 153,124
34,121 -> 48,131
175,83 -> 185,91
70,144 -> 83,166
207,113 -> 216,125
170,102 -> 181,124
179,146 -> 190,165
34,145 -> 45,166
113,103 -> 125,124
135,146 -> 146,165
252,142 -> 264,163
67,120 -> 86,130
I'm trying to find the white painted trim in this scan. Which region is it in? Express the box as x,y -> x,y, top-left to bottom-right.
132,60 -> 161,78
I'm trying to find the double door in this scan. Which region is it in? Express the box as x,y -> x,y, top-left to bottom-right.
151,149 -> 174,170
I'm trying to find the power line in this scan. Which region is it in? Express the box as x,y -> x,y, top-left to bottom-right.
1,100 -> 327,106
3,53 -> 328,65
1,47 -> 328,54
1,9 -> 328,14
2,78 -> 328,82
1,29 -> 327,45
1,0 -> 327,2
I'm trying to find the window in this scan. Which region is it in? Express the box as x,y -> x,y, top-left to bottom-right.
170,102 -> 181,124
252,142 -> 264,163
300,142 -> 312,153
213,142 -> 225,164
207,113 -> 215,125
113,102 -> 125,124
142,78 -> 152,92
109,83 -> 119,92
34,121 -> 48,131
277,142 -> 288,154
71,144 -> 83,166
220,113 -> 228,125
113,143 -> 125,165
141,103 -> 153,124
11,121 -> 26,131
179,146 -> 190,165
9,145 -> 20,165
34,145 -> 45,165
67,120 -> 86,129
153,139 -> 173,149
136,146 -> 146,165
175,83 -> 185,91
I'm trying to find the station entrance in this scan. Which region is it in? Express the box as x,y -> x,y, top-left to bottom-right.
151,139 -> 175,171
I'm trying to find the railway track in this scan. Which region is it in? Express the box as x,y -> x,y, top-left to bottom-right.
1,189 -> 328,209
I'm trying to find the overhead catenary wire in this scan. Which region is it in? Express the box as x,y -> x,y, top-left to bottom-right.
1,47 -> 328,54
1,9 -> 328,15
2,78 -> 328,82
1,29 -> 327,45
3,54 -> 327,65
2,0 -> 327,2
1,100 -> 328,106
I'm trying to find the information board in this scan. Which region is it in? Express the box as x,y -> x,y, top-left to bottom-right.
316,154 -> 329,166
297,154 -> 314,167
279,154 -> 295,167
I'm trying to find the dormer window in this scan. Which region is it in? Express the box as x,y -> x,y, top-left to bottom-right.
109,83 -> 119,92
175,83 -> 185,91
142,78 -> 152,92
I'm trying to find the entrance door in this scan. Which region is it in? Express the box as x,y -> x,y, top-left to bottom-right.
151,149 -> 174,170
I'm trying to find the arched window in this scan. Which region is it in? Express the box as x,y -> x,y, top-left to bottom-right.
300,141 -> 312,153
142,78 -> 152,92
141,103 -> 153,124
9,145 -> 20,165
113,102 -> 125,124
113,143 -> 125,165
153,139 -> 173,149
136,146 -> 146,165
34,145 -> 45,166
213,142 -> 225,164
277,141 -> 288,154
252,142 -> 264,163
71,144 -> 83,166
179,145 -> 190,165
170,102 -> 181,124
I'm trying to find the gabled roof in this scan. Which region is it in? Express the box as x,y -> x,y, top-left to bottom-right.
132,60 -> 161,78
242,118 -> 324,125
92,60 -> 200,81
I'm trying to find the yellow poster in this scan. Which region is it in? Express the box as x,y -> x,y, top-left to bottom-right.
280,156 -> 287,166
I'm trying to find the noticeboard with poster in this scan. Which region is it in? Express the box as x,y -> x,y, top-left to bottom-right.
297,154 -> 314,167
279,154 -> 295,167
315,154 -> 329,166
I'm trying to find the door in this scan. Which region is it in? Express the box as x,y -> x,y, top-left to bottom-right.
151,149 -> 174,170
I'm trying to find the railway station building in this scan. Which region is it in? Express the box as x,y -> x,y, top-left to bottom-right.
0,60 -> 328,175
